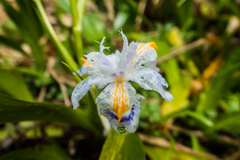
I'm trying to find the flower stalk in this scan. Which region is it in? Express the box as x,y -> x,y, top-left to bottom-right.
70,0 -> 86,66
33,0 -> 79,71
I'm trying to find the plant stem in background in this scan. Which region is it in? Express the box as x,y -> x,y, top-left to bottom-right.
70,0 -> 86,66
33,0 -> 79,71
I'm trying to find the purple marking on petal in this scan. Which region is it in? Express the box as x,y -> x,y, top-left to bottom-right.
79,67 -> 83,73
102,61 -> 112,67
119,71 -> 125,76
103,104 -> 136,123
103,109 -> 118,120
110,73 -> 117,77
120,106 -> 135,123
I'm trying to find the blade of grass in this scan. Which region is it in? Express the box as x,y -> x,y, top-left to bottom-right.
1,0 -> 45,71
70,0 -> 86,66
0,92 -> 102,137
33,0 -> 79,71
0,36 -> 29,57
99,129 -> 145,160
0,140 -> 72,160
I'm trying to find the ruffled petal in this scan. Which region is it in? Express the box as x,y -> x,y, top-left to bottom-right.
78,58 -> 101,76
119,29 -> 128,54
96,82 -> 142,133
126,66 -> 173,101
143,60 -> 159,72
95,76 -> 114,89
131,42 -> 158,69
80,38 -> 117,75
71,74 -> 105,109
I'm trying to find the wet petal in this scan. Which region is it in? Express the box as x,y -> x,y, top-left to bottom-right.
96,82 -> 142,133
71,74 -> 105,109
119,29 -> 128,54
95,76 -> 113,89
82,38 -> 116,75
126,66 -> 173,101
144,60 -> 159,72
78,58 -> 101,76
125,42 -> 138,67
131,42 -> 158,68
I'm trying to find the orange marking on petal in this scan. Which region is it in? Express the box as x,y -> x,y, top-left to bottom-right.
137,44 -> 145,51
81,58 -> 92,66
136,42 -> 158,57
110,82 -> 131,123
81,58 -> 88,63
149,42 -> 158,50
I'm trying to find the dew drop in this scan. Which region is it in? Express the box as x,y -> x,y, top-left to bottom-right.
117,126 -> 129,134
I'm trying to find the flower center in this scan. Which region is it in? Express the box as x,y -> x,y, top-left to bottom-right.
115,76 -> 125,82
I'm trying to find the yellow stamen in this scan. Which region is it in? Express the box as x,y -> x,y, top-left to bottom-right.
110,82 -> 130,123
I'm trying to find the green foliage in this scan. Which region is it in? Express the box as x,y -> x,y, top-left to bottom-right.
99,129 -> 145,160
211,111 -> 240,132
0,36 -> 28,57
82,13 -> 107,43
0,140 -> 72,160
0,93 -> 102,136
1,0 -> 45,71
1,0 -> 240,159
144,145 -> 220,160
0,69 -> 33,101
197,47 -> 240,112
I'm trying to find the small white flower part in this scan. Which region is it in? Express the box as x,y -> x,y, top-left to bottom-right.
71,30 -> 173,134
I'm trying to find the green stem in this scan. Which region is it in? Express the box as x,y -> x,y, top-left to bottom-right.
33,0 -> 79,71
70,0 -> 86,66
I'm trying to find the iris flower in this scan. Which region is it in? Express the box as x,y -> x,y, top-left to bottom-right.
71,31 -> 173,134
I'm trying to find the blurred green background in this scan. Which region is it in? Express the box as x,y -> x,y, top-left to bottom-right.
0,0 -> 240,159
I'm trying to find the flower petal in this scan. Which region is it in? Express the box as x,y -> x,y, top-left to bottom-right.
96,82 -> 142,133
71,74 -> 105,109
78,58 -> 101,76
80,38 -> 116,75
95,76 -> 113,89
131,42 -> 158,69
143,60 -> 159,72
127,66 -> 173,101
119,29 -> 128,54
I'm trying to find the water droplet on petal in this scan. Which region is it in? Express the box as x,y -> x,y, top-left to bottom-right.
117,126 -> 129,134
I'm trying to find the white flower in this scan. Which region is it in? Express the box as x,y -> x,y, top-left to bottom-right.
71,30 -> 173,134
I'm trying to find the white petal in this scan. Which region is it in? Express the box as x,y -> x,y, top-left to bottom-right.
106,52 -> 121,69
130,42 -> 158,69
78,59 -> 101,76
125,42 -> 138,67
119,29 -> 128,54
99,37 -> 110,55
82,38 -> 115,75
96,82 -> 142,133
71,74 -> 105,109
95,76 -> 113,89
144,60 -> 159,72
126,66 -> 173,101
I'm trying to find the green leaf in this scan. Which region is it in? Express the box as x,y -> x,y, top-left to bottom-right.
0,69 -> 33,101
1,0 -> 46,71
161,110 -> 214,128
0,36 -> 28,57
211,111 -> 240,132
82,13 -> 107,43
197,47 -> 240,112
144,145 -> 220,160
113,10 -> 129,32
0,140 -> 72,160
190,134 -> 201,152
0,93 -> 102,136
54,0 -> 71,13
99,129 -> 145,160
